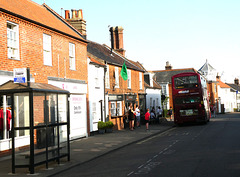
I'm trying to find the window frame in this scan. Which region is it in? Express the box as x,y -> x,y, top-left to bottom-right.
43,33 -> 52,66
115,67 -> 119,88
69,42 -> 76,70
105,65 -> 110,88
127,70 -> 131,89
7,21 -> 19,60
139,72 -> 143,90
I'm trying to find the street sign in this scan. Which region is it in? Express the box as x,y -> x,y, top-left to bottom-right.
13,68 -> 27,83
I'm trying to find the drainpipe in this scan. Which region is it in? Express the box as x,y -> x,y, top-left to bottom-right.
104,62 -> 107,122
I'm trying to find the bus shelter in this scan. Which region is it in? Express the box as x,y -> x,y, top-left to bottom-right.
0,81 -> 70,174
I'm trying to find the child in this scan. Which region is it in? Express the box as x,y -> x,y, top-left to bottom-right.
145,108 -> 150,130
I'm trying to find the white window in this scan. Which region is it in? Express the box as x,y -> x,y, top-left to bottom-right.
110,101 -> 122,117
92,102 -> 98,121
95,67 -> 99,88
115,67 -> 119,88
43,33 -> 52,66
110,102 -> 116,116
117,101 -> 122,116
127,70 -> 131,89
162,85 -> 167,95
150,97 -> 152,109
7,21 -> 19,60
105,65 -> 110,88
139,72 -> 143,90
69,42 -> 76,70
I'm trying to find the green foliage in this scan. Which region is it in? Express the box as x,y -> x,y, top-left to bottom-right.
98,121 -> 106,130
106,121 -> 114,128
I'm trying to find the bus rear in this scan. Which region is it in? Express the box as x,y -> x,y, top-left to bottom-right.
172,72 -> 210,125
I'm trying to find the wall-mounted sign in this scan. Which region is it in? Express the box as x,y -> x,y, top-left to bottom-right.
13,68 -> 27,83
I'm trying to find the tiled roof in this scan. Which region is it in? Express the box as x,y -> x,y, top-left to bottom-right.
226,83 -> 240,91
153,68 -> 197,83
0,0 -> 86,42
217,79 -> 231,88
89,57 -> 105,67
87,41 -> 144,72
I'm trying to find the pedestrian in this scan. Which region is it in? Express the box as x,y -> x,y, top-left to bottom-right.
135,105 -> 141,127
145,108 -> 150,130
213,105 -> 216,118
169,107 -> 173,121
128,103 -> 134,131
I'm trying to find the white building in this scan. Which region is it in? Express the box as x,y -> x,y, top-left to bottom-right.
217,79 -> 237,113
88,58 -> 106,132
144,72 -> 162,111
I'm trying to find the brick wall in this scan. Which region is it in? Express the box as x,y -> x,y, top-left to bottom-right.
107,64 -> 145,129
0,12 -> 88,84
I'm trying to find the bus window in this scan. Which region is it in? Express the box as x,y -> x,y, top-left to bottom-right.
174,76 -> 198,89
175,97 -> 201,104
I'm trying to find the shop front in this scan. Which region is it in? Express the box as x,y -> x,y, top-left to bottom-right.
48,77 -> 87,139
108,94 -> 124,130
0,80 -> 70,174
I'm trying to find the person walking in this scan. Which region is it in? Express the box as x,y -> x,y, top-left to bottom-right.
135,105 -> 140,127
128,103 -> 134,131
145,108 -> 150,130
169,107 -> 173,121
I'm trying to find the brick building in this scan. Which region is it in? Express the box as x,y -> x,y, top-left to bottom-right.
0,0 -> 88,151
87,26 -> 145,130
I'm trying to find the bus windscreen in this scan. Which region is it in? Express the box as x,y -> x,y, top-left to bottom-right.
174,75 -> 199,89
175,97 -> 201,104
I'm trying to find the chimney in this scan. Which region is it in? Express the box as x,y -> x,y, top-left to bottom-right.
165,61 -> 172,70
110,26 -> 125,56
65,10 -> 70,19
234,78 -> 239,85
65,9 -> 87,39
216,73 -> 221,80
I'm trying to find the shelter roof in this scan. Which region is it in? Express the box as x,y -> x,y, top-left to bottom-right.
0,80 -> 69,94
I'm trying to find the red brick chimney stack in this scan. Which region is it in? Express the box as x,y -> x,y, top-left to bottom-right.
234,78 -> 239,85
165,61 -> 172,70
65,10 -> 70,19
65,9 -> 87,39
110,26 -> 125,56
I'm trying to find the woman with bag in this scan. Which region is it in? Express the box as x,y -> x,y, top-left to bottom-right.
128,103 -> 134,131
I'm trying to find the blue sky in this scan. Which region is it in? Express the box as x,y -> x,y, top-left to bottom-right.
33,0 -> 240,82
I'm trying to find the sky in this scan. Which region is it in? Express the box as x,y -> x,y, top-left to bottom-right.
32,0 -> 240,83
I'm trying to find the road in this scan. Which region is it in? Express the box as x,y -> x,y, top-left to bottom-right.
52,113 -> 240,177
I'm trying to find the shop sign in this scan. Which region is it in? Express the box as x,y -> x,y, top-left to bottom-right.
125,95 -> 136,101
108,95 -> 123,101
13,68 -> 27,83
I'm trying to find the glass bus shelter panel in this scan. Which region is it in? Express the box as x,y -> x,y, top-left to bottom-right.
58,94 -> 68,123
14,93 -> 30,129
14,130 -> 30,166
59,124 -> 68,155
0,95 -> 13,141
47,126 -> 59,160
47,94 -> 58,125
33,93 -> 46,126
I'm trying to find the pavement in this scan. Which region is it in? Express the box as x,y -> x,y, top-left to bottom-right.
0,118 -> 174,177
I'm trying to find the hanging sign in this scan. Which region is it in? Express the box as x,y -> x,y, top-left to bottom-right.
13,68 -> 27,83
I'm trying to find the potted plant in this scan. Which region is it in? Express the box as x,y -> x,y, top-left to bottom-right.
98,121 -> 106,134
105,121 -> 114,133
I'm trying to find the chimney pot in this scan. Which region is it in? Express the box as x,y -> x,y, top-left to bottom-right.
65,10 -> 70,19
165,61 -> 172,70
234,78 -> 239,85
77,9 -> 83,19
72,9 -> 77,19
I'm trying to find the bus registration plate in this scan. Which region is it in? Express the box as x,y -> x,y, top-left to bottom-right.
180,109 -> 198,116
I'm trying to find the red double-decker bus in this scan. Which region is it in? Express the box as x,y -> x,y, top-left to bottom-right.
171,72 -> 211,125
